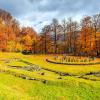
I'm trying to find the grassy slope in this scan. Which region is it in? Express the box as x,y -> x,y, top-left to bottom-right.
0,52 -> 100,100
0,73 -> 100,100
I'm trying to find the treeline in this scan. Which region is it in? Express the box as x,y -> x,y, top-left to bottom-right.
0,9 -> 100,56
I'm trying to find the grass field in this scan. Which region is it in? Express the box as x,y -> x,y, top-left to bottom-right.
0,52 -> 100,100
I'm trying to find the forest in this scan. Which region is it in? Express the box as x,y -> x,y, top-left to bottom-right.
0,9 -> 100,56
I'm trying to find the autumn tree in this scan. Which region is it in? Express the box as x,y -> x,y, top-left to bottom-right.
92,14 -> 100,56
0,18 -> 7,51
21,27 -> 37,54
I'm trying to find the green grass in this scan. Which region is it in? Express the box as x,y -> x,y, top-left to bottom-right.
0,52 -> 100,100
0,73 -> 100,100
8,61 -> 28,67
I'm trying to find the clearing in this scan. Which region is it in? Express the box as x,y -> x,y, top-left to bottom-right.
0,52 -> 100,100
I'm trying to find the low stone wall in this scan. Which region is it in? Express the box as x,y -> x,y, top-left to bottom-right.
46,59 -> 100,65
0,69 -> 47,83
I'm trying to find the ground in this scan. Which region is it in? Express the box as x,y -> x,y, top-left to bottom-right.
0,52 -> 100,100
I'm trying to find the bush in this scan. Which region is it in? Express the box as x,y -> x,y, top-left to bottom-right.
22,50 -> 32,55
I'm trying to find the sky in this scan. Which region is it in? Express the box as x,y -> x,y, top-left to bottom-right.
0,0 -> 100,32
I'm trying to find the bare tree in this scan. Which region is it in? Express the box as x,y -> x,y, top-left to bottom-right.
66,18 -> 76,53
42,25 -> 51,54
62,19 -> 67,53
51,18 -> 59,54
72,21 -> 79,54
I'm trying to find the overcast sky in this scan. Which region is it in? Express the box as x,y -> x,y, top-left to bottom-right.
0,0 -> 100,32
